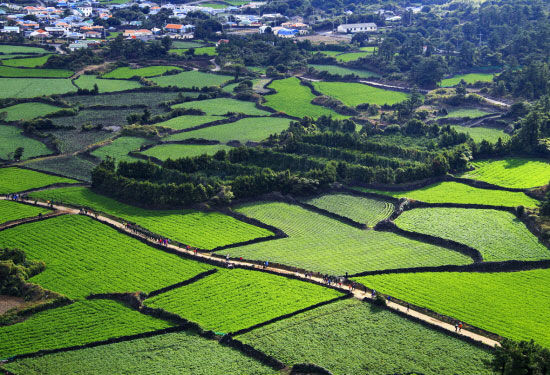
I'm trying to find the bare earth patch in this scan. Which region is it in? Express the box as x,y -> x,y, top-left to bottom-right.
0,295 -> 24,315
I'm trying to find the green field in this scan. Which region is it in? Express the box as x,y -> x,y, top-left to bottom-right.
217,202 -> 472,275
0,102 -> 63,121
300,193 -> 394,226
171,41 -> 204,49
0,168 -> 77,194
0,45 -> 48,54
74,75 -> 142,93
141,144 -> 232,160
166,117 -> 291,143
52,108 -> 137,129
0,125 -> 52,161
5,330 -> 277,375
239,299 -> 492,375
0,300 -> 173,358
460,158 -> 550,188
335,51 -> 371,62
354,181 -> 539,207
355,269 -> 550,347
0,78 -> 76,98
318,50 -> 343,57
91,136 -> 150,162
170,47 -> 217,56
451,125 -> 510,143
144,268 -> 342,333
154,115 -> 223,130
313,81 -> 410,106
200,2 -> 228,8
440,108 -> 492,119
151,71 -> 232,88
1,55 -> 50,68
23,155 -> 98,182
0,200 -> 50,224
64,91 -> 185,110
28,186 -> 273,250
309,64 -> 380,78
440,73 -> 495,87
0,66 -> 73,78
396,207 -> 549,261
103,66 -> 182,79
264,77 -> 344,119
172,98 -> 270,116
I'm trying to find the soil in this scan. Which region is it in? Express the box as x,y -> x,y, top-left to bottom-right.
0,295 -> 24,315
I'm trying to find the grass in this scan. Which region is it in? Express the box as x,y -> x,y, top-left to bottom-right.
354,181 -> 540,207
440,108 -> 492,119
0,200 -> 50,224
309,64 -> 380,78
0,300 -> 173,359
28,186 -> 273,250
166,117 -> 291,143
0,45 -> 48,54
264,77 -> 345,119
239,298 -> 492,375
0,102 -> 63,121
144,268 -> 342,334
312,81 -> 409,106
335,51 -> 371,62
1,55 -> 50,68
172,98 -> 270,116
103,66 -> 182,79
396,207 -> 549,261
74,75 -> 142,93
23,155 -> 98,182
169,47 -> 217,56
64,91 -> 185,110
459,158 -> 550,189
440,73 -> 495,87
171,41 -> 204,49
151,71 -> 232,89
355,269 -> 550,348
154,115 -> 223,130
300,193 -> 394,226
216,202 -> 472,275
0,125 -> 52,161
52,108 -> 137,128
0,168 -> 77,194
4,330 -> 277,375
0,78 -> 75,98
91,136 -> 151,162
0,66 -> 73,78
450,125 -> 510,143
142,144 -> 232,160
200,2 -> 228,8
0,214 -> 215,298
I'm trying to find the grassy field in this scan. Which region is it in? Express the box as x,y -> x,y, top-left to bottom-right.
239,299 -> 492,375
354,181 -> 540,207
0,126 -> 52,161
155,115 -> 223,130
0,45 -> 48,54
355,269 -> 550,347
313,81 -> 410,106
141,144 -> 232,160
91,136 -> 150,162
0,300 -> 173,358
300,193 -> 394,226
74,74 -> 141,93
144,268 -> 342,333
440,108 -> 492,119
0,78 -> 75,98
5,331 -> 277,375
1,55 -> 50,67
264,77 -> 344,119
64,91 -> 184,110
28,186 -> 273,250
49,127 -> 113,154
450,125 -> 510,143
171,41 -> 204,49
216,202 -> 472,275
166,117 -> 291,143
52,108 -> 137,128
103,66 -> 182,79
23,155 -> 98,182
459,158 -> 550,188
395,207 -> 549,261
0,66 -> 73,78
335,51 -> 371,62
151,71 -> 232,88
0,102 -> 63,121
309,64 -> 380,78
172,98 -> 270,116
0,200 -> 50,224
440,73 -> 495,87
0,168 -> 77,194
200,2 -> 228,8
170,47 -> 217,56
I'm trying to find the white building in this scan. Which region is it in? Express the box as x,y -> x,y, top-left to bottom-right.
76,6 -> 93,17
336,22 -> 377,34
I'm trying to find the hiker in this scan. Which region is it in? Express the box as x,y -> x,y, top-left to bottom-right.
387,295 -> 391,303
345,272 -> 348,279
38,212 -> 43,220
458,322 -> 463,332
351,282 -> 356,291
226,254 -> 230,262
407,304 -> 410,313
455,323 -> 459,332
371,289 -> 376,298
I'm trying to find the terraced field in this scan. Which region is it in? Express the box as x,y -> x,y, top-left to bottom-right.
1,55 -> 50,67
144,268 -> 342,333
217,202 -> 472,275
151,71 -> 232,88
313,81 -> 410,106
0,45 -> 48,54
64,91 -> 185,110
170,47 -> 217,56
239,299 -> 492,375
141,144 -> 232,160
309,64 -> 380,78
334,51 -> 371,62
154,115 -> 223,130
52,108 -> 137,128
440,108 -> 492,119
28,187 -> 273,250
171,41 -> 204,49
74,75 -> 141,93
23,155 -> 98,183
171,98 -> 270,116
450,125 -> 510,143
0,102 -> 63,121
0,168 -> 77,194
0,125 -> 52,160
103,66 -> 182,79
0,78 -> 75,98
0,66 -> 73,78
440,73 -> 495,87
91,136 -> 150,162
460,158 -> 550,188
0,200 -> 50,224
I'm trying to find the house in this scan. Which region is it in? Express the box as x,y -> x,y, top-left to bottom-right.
69,41 -> 88,50
281,22 -> 308,30
164,23 -> 184,33
76,6 -> 92,16
29,29 -> 50,38
45,27 -> 67,37
273,27 -> 298,38
1,26 -> 21,33
85,30 -> 101,38
123,29 -> 152,38
337,22 -> 377,33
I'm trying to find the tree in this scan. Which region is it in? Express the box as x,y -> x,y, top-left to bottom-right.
411,56 -> 448,88
13,147 -> 24,161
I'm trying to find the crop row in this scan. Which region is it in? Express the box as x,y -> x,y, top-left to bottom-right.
0,200 -> 50,225
0,168 -> 77,194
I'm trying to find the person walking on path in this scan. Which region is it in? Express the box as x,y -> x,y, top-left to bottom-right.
455,322 -> 459,332
407,304 -> 410,313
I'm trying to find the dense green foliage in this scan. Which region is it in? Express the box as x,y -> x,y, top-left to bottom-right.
460,158 -> 550,188
0,247 -> 45,298
0,168 -> 77,194
172,98 -> 270,116
0,102 -> 63,121
0,200 -> 50,224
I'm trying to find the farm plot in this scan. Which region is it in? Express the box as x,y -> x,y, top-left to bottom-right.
264,77 -> 344,119
459,158 -> 550,189
172,98 -> 271,116
171,41 -> 205,49
103,66 -> 182,79
450,125 -> 510,143
170,47 -> 217,56
395,207 -> 549,261
0,200 -> 50,225
335,51 -> 371,62
299,193 -> 394,226
0,78 -> 76,98
151,71 -> 232,89
440,73 -> 495,87
166,117 -> 292,143
4,330 -> 278,375
0,214 -> 215,298
28,186 -> 273,250
74,75 -> 141,93
0,102 -> 63,121
0,125 -> 52,160
52,108 -> 137,128
155,115 -> 223,130
0,45 -> 48,54
217,202 -> 472,275
0,299 -> 173,358
144,268 -> 342,333
354,181 -> 539,207
239,298 -> 492,375
0,167 -> 77,194
91,136 -> 151,162
355,269 -> 550,348
0,66 -> 73,78
309,64 -> 380,78
48,127 -> 114,154
313,81 -> 410,107
64,91 -> 185,111
1,55 -> 50,67
24,155 -> 98,182
141,144 -> 232,160
440,108 -> 492,119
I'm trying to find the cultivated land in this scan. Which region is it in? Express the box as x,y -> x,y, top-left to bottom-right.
440,73 -> 495,87
0,66 -> 73,78
142,144 -> 233,160
309,64 -> 381,78
0,168 -> 77,194
171,97 -> 271,116
312,81 -> 410,106
440,108 -> 492,119
355,269 -> 550,347
52,108 -> 137,128
1,55 -> 50,68
4,331 -> 278,375
64,90 -> 185,110
334,51 -> 372,62
450,125 -> 510,143
0,45 -> 48,54
355,181 -> 540,207
217,202 -> 472,275
91,136 -> 150,162
23,155 -> 98,182
0,78 -> 75,98
151,71 -> 232,88
103,66 -> 182,79
0,102 -> 63,121
0,125 -> 52,160
170,46 -> 217,56
74,75 -> 142,93
28,186 -> 273,249
0,200 -> 50,224
460,158 -> 550,188
239,298 -> 492,375
153,115 -> 223,130
144,268 -> 343,333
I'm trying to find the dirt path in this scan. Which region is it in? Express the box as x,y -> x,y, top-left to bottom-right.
71,62 -> 112,79
0,295 -> 24,315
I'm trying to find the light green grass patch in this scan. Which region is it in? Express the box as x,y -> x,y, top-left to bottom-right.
200,2 -> 228,8
170,46 -> 217,56
103,66 -> 182,79
172,98 -> 270,116
0,102 -> 63,121
0,78 -> 76,98
1,55 -> 50,67
335,52 -> 371,62
440,73 -> 495,87
151,71 -> 232,88
171,41 -> 205,49
313,81 -> 409,106
91,136 -> 151,162
74,75 -> 142,93
0,45 -> 48,54
0,66 -> 73,78
450,125 -> 510,143
440,108 -> 492,119
0,167 -> 77,194
309,64 -> 380,78
0,125 -> 52,160
141,144 -> 232,160
154,115 -> 223,130
0,200 -> 50,224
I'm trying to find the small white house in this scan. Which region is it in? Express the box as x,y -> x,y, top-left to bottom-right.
337,22 -> 377,34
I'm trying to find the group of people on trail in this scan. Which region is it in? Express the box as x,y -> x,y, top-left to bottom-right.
455,322 -> 463,332
79,208 -> 97,218
322,275 -> 345,287
123,222 -> 170,246
7,193 -> 22,201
